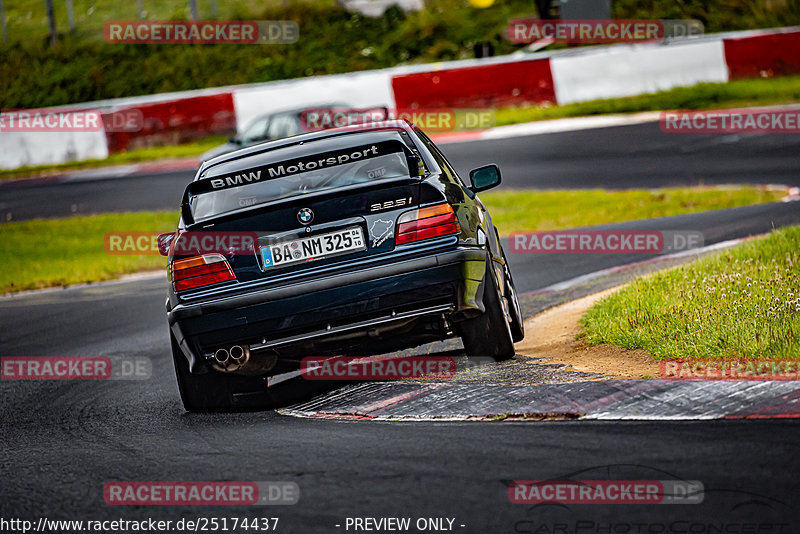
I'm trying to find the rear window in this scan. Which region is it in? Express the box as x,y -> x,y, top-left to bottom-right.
187,138 -> 414,222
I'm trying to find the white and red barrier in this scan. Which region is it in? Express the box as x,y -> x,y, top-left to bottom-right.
1,26 -> 798,170
723,27 -> 800,79
391,58 -> 556,109
103,93 -> 236,153
0,129 -> 109,169
549,40 -> 728,104
232,69 -> 396,133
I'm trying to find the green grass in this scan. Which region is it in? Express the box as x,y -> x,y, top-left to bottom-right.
1,0 -> 337,45
581,225 -> 800,360
0,211 -> 178,293
494,76 -> 800,126
4,0 -> 797,48
0,186 -> 786,294
612,0 -> 800,34
480,186 -> 786,236
0,135 -> 225,180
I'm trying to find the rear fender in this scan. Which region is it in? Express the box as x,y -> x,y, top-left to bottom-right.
456,249 -> 490,317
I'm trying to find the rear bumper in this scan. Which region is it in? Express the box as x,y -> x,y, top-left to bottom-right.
168,247 -> 488,373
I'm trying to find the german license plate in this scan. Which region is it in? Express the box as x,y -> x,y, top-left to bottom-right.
261,227 -> 365,269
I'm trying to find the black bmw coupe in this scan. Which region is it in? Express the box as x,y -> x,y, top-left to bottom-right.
164,120 -> 523,411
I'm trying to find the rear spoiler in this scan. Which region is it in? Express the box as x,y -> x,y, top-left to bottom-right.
181,140 -> 425,226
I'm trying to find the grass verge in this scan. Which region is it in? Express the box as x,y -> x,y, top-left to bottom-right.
494,75 -> 800,126
481,186 -> 786,236
0,186 -> 786,294
0,136 -> 226,181
580,225 -> 800,360
0,211 -> 178,293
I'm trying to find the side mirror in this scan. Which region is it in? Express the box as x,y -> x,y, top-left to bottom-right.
469,164 -> 501,192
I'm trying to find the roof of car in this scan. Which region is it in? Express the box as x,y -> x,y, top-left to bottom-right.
198,119 -> 417,176
245,102 -> 351,122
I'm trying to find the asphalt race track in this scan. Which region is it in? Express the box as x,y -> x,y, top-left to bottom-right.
2,120 -> 800,221
444,122 -> 800,190
2,123 -> 800,530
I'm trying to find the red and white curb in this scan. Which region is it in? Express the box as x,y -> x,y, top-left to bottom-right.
0,157 -> 199,186
278,380 -> 800,421
62,158 -> 199,182
278,228 -> 800,422
783,186 -> 800,202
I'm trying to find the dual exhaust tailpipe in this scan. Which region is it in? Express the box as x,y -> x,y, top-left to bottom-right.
213,345 -> 249,372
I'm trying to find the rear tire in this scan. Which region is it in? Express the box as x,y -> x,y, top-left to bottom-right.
501,251 -> 525,343
458,255 -> 516,361
171,332 -> 268,412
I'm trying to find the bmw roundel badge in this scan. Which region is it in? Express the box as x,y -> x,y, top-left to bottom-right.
297,208 -> 314,224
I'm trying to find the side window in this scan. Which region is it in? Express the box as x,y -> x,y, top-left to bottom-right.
415,131 -> 468,187
267,114 -> 302,140
240,117 -> 270,144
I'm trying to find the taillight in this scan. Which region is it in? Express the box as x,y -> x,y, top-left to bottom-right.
171,253 -> 236,292
396,203 -> 461,245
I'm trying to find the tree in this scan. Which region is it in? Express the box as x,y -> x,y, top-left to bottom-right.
188,0 -> 199,20
0,0 -> 8,44
45,0 -> 57,46
66,0 -> 75,33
